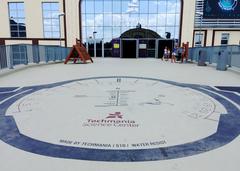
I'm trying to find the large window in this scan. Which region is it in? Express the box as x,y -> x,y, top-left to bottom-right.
42,2 -> 60,38
8,2 -> 26,37
221,33 -> 229,45
81,0 -> 181,42
194,33 -> 203,47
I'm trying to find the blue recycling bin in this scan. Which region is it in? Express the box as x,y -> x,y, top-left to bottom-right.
198,50 -> 207,66
217,50 -> 228,71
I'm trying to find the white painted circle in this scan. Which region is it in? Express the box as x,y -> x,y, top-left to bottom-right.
7,77 -> 226,149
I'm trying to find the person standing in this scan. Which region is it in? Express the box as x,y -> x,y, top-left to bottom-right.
171,46 -> 177,63
163,46 -> 168,60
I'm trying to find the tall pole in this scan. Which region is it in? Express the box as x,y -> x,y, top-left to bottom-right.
58,13 -> 65,47
200,14 -> 203,47
93,31 -> 97,58
196,12 -> 203,47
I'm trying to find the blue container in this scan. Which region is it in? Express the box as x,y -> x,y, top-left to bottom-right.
217,50 -> 228,71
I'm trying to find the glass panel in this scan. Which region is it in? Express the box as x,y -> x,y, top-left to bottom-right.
104,27 -> 112,39
148,14 -> 157,26
139,14 -> 148,27
17,3 -> 24,10
121,14 -> 129,27
113,0 -> 121,13
167,0 -> 176,14
18,24 -> 26,31
43,11 -> 51,18
19,31 -> 26,37
104,0 -> 112,13
112,27 -> 121,38
140,0 -> 148,13
158,0 -> 167,13
51,11 -> 59,18
86,0 -> 94,13
104,13 -> 112,26
10,25 -> 18,31
174,26 -> 179,38
44,26 -> 52,32
44,19 -> 51,26
148,26 -> 157,33
82,26 -> 86,40
95,14 -> 103,27
17,10 -> 25,18
157,27 -> 166,37
20,45 -> 26,52
166,14 -> 175,26
51,19 -> 59,26
9,10 -> 17,18
175,0 -> 181,13
86,14 -> 95,26
52,32 -> 60,38
42,3 -> 51,10
51,3 -> 59,11
81,0 -> 86,13
165,27 -> 174,37
82,14 -> 86,26
86,26 -> 95,38
149,0 -> 158,14
121,26 -> 129,34
18,19 -> 25,24
121,0 -> 128,13
11,32 -> 18,37
158,14 -> 166,26
95,0 -> 103,13
129,14 -> 139,27
52,25 -> 60,32
94,27 -> 103,39
112,14 -> 121,26
9,3 -> 17,10
175,14 -> 180,25
44,32 -> 52,38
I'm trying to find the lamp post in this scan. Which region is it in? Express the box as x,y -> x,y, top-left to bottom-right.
93,31 -> 97,58
196,12 -> 203,47
58,13 -> 65,47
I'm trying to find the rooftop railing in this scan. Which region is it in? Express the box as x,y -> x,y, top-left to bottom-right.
189,45 -> 240,69
0,44 -> 71,70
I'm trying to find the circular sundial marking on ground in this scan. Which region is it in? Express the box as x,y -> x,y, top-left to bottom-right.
0,76 -> 240,161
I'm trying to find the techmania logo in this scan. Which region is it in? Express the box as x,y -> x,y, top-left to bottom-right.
218,0 -> 238,11
82,112 -> 139,128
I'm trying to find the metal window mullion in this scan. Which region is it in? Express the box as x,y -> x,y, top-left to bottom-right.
102,1 -> 105,38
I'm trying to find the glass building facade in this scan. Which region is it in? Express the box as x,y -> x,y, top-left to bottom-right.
81,0 -> 181,43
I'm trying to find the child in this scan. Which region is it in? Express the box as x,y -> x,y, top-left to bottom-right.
171,46 -> 177,63
163,46 -> 168,60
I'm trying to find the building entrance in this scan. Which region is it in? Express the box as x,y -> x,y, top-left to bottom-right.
121,39 -> 137,58
85,28 -> 175,59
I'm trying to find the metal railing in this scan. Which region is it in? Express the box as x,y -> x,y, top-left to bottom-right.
189,45 -> 240,69
0,44 -> 71,70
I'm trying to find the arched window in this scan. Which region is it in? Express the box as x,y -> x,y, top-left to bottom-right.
81,0 -> 181,43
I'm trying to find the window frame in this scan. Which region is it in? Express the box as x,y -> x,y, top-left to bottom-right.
42,2 -> 60,38
8,2 -> 27,38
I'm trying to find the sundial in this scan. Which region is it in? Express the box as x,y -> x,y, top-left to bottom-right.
0,76 -> 239,161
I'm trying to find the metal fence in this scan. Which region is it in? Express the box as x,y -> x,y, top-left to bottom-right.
0,44 -> 71,70
189,45 -> 240,69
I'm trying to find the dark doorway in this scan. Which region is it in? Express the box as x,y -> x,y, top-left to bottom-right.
158,40 -> 174,58
122,40 -> 136,58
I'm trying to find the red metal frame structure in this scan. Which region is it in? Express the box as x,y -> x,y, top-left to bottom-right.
64,39 -> 93,64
